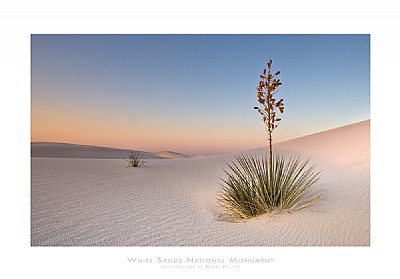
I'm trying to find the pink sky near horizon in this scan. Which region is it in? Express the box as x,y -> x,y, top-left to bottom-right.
31,105 -> 270,155
31,104 -> 363,156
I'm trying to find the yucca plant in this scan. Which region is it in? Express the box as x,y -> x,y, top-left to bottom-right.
218,58 -> 321,219
218,154 -> 321,219
125,151 -> 145,168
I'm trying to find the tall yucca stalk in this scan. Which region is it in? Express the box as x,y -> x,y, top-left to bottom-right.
254,59 -> 284,184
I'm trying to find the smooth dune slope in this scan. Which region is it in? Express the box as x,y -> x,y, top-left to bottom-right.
31,120 -> 370,246
153,151 -> 192,159
31,142 -> 171,159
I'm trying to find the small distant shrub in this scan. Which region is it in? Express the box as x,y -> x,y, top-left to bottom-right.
218,154 -> 321,219
125,151 -> 145,168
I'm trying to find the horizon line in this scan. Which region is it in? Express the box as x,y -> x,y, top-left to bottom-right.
31,119 -> 370,157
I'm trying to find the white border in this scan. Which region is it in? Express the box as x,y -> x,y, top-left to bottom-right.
1,0 -> 399,278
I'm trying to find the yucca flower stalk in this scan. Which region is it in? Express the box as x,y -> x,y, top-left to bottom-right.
254,59 -> 284,184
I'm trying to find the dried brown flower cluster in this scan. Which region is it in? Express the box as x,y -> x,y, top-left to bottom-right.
254,59 -> 284,173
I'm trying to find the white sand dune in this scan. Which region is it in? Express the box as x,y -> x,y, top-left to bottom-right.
153,151 -> 192,159
31,120 -> 370,246
31,142 -> 171,159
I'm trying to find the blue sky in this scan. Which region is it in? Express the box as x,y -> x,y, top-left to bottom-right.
31,34 -> 370,155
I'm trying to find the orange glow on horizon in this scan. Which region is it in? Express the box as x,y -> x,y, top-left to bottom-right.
31,106 -> 272,155
32,104 -> 335,156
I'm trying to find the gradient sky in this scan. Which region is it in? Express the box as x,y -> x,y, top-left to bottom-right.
31,35 -> 370,156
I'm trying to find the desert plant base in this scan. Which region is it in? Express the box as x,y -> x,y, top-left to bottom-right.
218,154 -> 321,220
216,208 -> 295,223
